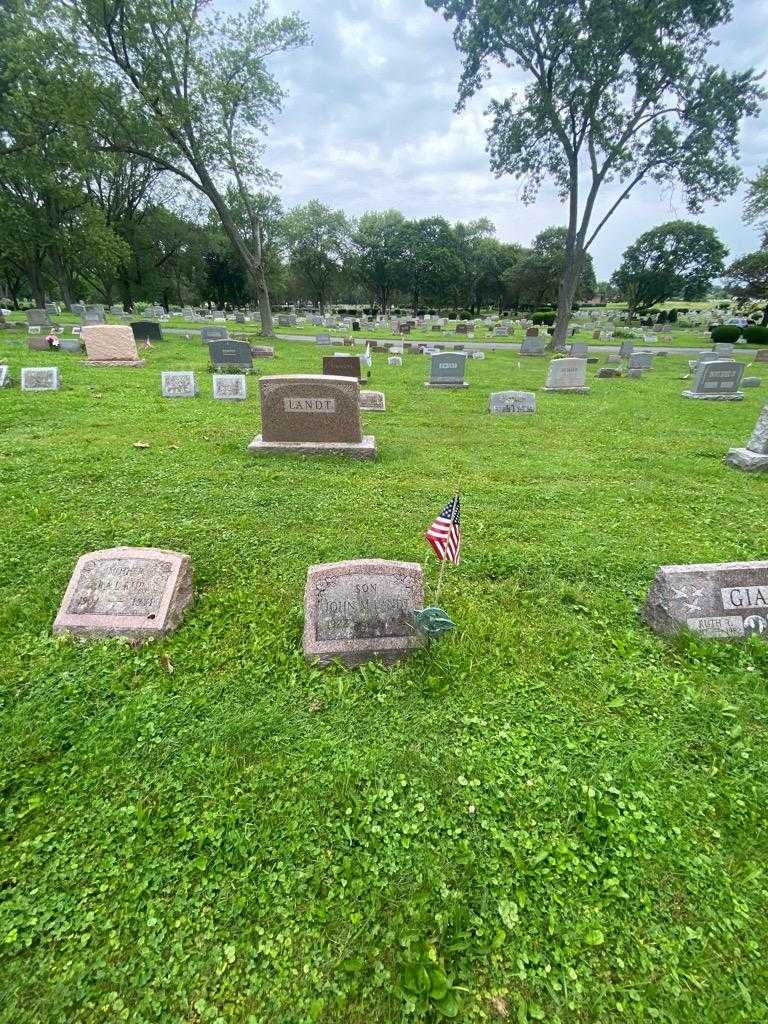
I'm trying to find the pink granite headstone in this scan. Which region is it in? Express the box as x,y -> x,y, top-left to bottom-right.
303,559 -> 425,667
53,546 -> 193,642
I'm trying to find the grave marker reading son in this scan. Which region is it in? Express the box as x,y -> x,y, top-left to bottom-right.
489,390 -> 536,414
213,374 -> 248,401
161,371 -> 198,398
303,559 -> 425,666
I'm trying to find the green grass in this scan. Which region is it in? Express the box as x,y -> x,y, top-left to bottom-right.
1,335 -> 767,1023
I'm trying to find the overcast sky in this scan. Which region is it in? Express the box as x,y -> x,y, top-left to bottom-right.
251,0 -> 768,279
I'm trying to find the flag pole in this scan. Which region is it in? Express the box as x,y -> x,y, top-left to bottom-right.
434,556 -> 447,605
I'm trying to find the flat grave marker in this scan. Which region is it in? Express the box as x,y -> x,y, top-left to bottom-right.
359,390 -> 386,411
161,371 -> 198,398
489,390 -> 536,414
21,367 -> 59,391
53,546 -> 193,642
212,374 -> 248,401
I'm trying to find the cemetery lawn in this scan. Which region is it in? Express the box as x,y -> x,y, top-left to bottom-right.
2,335 -> 768,1024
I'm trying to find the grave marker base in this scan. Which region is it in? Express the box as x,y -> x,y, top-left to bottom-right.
543,385 -> 590,394
725,448 -> 768,472
248,435 -> 377,460
681,389 -> 743,401
424,381 -> 469,389
84,359 -> 146,369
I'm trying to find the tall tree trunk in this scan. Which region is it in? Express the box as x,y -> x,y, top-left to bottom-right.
50,247 -> 73,310
26,255 -> 45,308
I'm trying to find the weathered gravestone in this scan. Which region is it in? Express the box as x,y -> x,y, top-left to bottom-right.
58,339 -> 83,353
597,367 -> 622,379
53,546 -> 193,642
110,304 -> 124,315
207,338 -> 253,371
471,350 -> 485,360
683,360 -> 744,401
212,374 -> 248,401
743,377 -> 762,388
323,354 -> 364,383
644,561 -> 768,639
315,333 -> 333,346
628,352 -> 652,370
27,337 -> 50,351
388,355 -> 402,366
131,320 -> 164,343
82,325 -> 145,367
71,303 -> 86,318
303,559 -> 425,666
250,345 -> 275,359
755,349 -> 768,363
520,336 -> 546,356
0,364 -> 10,388
248,374 -> 376,459
569,342 -> 588,358
426,352 -> 468,388
201,326 -> 229,345
83,307 -> 104,324
713,342 -> 734,358
543,357 -> 590,393
21,367 -> 59,391
359,390 -> 386,411
725,404 -> 768,472
26,308 -> 51,327
45,302 -> 61,316
161,371 -> 198,398
489,390 -> 536,414
619,340 -> 634,359
525,327 -> 540,337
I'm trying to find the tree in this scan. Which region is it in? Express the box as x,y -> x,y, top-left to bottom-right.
745,164 -> 768,229
427,0 -> 764,347
404,216 -> 462,309
350,211 -> 411,312
725,243 -> 768,302
63,0 -> 309,335
503,227 -> 596,309
282,200 -> 350,310
612,221 -> 727,316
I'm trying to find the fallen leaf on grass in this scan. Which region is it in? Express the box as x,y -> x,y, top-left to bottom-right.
161,655 -> 174,674
133,442 -> 150,449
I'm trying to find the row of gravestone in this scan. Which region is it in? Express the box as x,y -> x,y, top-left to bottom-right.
50,546 -> 768,662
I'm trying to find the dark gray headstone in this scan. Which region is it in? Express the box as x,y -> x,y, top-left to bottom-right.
683,360 -> 744,401
207,338 -> 253,370
427,352 -> 468,388
131,320 -> 163,342
201,326 -> 229,345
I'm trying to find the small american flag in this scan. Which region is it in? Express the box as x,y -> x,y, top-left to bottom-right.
425,495 -> 461,564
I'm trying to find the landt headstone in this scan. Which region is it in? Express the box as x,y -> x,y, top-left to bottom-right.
303,559 -> 425,666
683,360 -> 744,401
82,325 -> 144,367
725,403 -> 768,471
644,561 -> 768,639
207,338 -> 253,370
323,354 -> 363,383
161,371 -> 198,398
131,320 -> 163,343
53,546 -> 193,642
359,390 -> 385,411
248,374 -> 375,459
426,351 -> 468,388
543,357 -> 589,393
489,390 -> 536,414
213,374 -> 248,401
21,367 -> 59,391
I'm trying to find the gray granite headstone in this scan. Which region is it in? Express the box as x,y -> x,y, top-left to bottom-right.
426,352 -> 468,388
743,377 -> 761,388
388,355 -> 402,366
303,559 -> 425,666
315,333 -> 332,346
569,342 -> 588,358
725,403 -> 768,471
520,337 -> 545,356
628,353 -> 652,370
248,374 -> 375,459
713,343 -> 734,357
161,371 -> 198,398
71,303 -> 86,318
212,374 -> 247,401
683,360 -> 744,401
131,320 -> 163,342
755,349 -> 768,363
26,308 -> 51,327
53,546 -> 193,642
21,367 -> 59,391
618,340 -> 634,358
489,390 -> 536,414
207,338 -> 253,370
644,561 -> 768,639
596,367 -> 622,378
359,390 -> 385,411
201,326 -> 229,345
543,357 -> 589,393
0,364 -> 10,388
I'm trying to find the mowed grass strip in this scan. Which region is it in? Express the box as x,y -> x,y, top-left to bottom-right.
0,336 -> 767,1023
